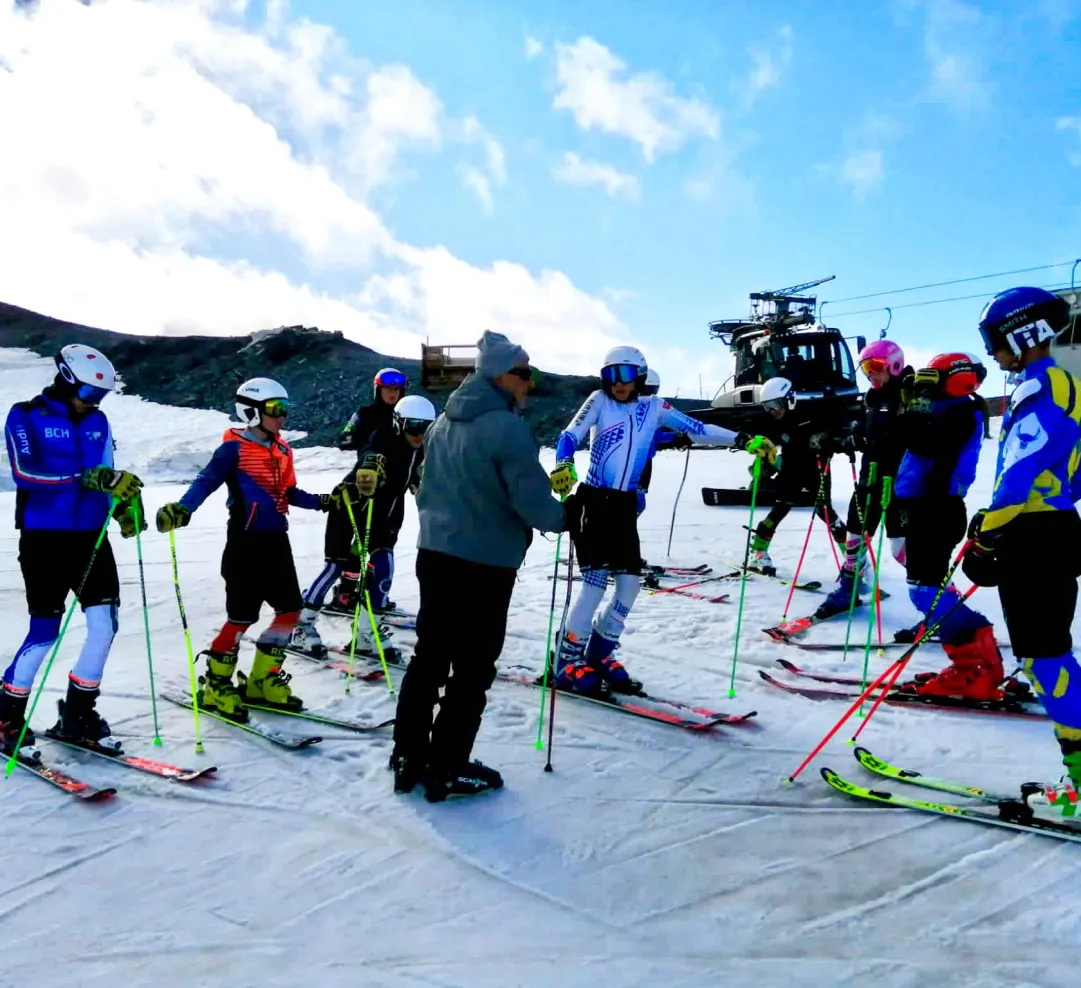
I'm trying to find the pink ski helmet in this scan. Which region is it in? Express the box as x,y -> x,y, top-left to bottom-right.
857,339 -> 905,387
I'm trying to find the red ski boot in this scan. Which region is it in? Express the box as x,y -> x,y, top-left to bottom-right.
912,626 -> 1005,701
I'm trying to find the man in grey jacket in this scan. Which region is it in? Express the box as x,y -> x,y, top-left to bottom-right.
392,330 -> 574,801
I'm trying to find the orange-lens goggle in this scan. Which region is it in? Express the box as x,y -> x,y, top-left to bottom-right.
860,357 -> 888,375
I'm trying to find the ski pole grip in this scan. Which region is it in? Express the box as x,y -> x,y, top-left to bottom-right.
880,476 -> 893,508
868,462 -> 878,484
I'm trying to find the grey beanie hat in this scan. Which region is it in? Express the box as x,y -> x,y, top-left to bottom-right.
475,330 -> 530,378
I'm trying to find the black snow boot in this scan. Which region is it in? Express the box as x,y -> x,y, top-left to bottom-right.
389,751 -> 425,794
0,689 -> 35,756
423,760 -> 504,803
52,680 -> 120,751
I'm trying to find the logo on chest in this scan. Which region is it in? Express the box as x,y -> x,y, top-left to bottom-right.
43,427 -> 71,441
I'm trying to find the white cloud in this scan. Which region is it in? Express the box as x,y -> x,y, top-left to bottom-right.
911,0 -> 991,111
459,115 -> 507,212
524,36 -> 544,59
552,152 -> 639,198
840,150 -> 884,193
552,37 -> 719,162
741,25 -> 793,108
1057,116 -> 1081,165
0,0 -> 626,375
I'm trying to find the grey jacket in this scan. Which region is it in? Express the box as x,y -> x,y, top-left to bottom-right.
417,373 -> 566,568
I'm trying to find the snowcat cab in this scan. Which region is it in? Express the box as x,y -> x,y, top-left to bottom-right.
685,277 -> 865,506
1050,287 -> 1081,378
421,342 -> 476,392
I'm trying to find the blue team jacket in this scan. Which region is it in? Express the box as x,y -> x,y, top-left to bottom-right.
4,389 -> 115,531
985,356 -> 1081,533
895,396 -> 984,500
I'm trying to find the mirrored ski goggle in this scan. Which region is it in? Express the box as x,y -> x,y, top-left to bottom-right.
601,364 -> 640,384
860,357 -> 889,376
761,397 -> 788,412
375,371 -> 408,389
263,398 -> 290,418
401,417 -> 431,437
75,382 -> 111,405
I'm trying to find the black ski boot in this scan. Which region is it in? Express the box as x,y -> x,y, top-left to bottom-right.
389,751 -> 425,794
0,688 -> 36,757
51,680 -> 121,752
423,761 -> 504,803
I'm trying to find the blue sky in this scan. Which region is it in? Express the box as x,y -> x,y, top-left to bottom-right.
1,0 -> 1079,394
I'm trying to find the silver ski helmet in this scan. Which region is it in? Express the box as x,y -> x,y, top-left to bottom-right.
55,343 -> 117,406
393,394 -> 436,437
642,368 -> 661,396
760,376 -> 796,412
236,377 -> 289,425
373,367 -> 407,402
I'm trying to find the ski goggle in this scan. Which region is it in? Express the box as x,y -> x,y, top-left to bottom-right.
506,365 -> 539,388
75,382 -> 111,405
375,370 -> 407,389
262,398 -> 289,418
601,364 -> 640,384
400,417 -> 431,437
762,396 -> 792,413
860,357 -> 889,376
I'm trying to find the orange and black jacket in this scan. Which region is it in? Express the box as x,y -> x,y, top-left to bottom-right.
179,427 -> 322,533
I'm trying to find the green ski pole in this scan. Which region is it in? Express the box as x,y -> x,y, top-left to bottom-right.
342,490 -> 393,694
168,529 -> 204,753
132,497 -> 162,746
536,524 -> 565,749
4,501 -> 116,778
858,477 -> 892,714
359,498 -> 394,690
728,452 -> 763,698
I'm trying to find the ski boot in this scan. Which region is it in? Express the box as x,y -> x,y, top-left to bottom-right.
1009,753 -> 1081,825
830,520 -> 848,548
51,680 -> 121,752
586,631 -> 642,695
239,644 -> 304,712
906,626 -> 1004,701
325,574 -> 361,616
389,750 -> 425,794
290,609 -> 327,659
553,634 -> 604,696
197,650 -> 249,722
748,544 -> 775,577
893,623 -> 924,644
816,568 -> 863,620
423,760 -> 503,803
0,688 -> 37,759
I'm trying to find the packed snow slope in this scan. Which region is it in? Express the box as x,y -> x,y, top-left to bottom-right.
0,348 -> 1078,988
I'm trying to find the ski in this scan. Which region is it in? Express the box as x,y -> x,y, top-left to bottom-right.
764,592 -> 892,641
42,731 -> 217,782
10,750 -> 116,800
717,558 -> 822,592
851,746 -> 1010,804
160,690 -> 322,749
496,668 -> 756,731
649,587 -> 730,604
275,642 -> 389,680
821,766 -> 1081,845
561,559 -> 712,577
771,638 -> 925,652
241,702 -> 395,734
758,669 -> 1046,719
327,643 -> 407,667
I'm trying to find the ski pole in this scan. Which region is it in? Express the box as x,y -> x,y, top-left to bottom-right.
848,460 -> 883,646
838,463 -> 878,659
666,445 -> 690,558
132,497 -> 162,746
342,490 -> 393,694
784,463 -> 830,619
5,502 -> 117,778
546,540 -> 575,773
850,583 -> 981,743
817,458 -> 842,571
728,454 -> 763,698
786,583 -> 980,781
168,528 -> 204,754
857,477 -> 892,709
536,518 -> 565,750
359,498 -> 394,690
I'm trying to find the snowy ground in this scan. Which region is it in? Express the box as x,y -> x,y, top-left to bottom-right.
0,348 -> 1077,988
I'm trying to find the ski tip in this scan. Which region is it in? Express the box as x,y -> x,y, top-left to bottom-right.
82,787 -> 119,801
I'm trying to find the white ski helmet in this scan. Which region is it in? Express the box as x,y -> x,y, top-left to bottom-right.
393,394 -> 437,436
760,376 -> 796,412
642,368 -> 661,396
55,344 -> 117,405
235,377 -> 289,425
601,345 -> 648,392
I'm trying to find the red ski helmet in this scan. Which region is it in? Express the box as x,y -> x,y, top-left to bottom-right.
922,353 -> 987,398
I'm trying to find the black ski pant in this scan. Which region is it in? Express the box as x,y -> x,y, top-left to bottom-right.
393,549 -> 517,773
756,459 -> 840,543
845,458 -> 903,538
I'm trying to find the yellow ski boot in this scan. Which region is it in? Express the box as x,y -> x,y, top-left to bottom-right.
239,645 -> 304,712
197,651 -> 248,723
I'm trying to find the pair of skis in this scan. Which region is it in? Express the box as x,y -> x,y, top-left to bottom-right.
825,747 -> 1081,844
760,660 -> 1044,720
11,731 -> 219,801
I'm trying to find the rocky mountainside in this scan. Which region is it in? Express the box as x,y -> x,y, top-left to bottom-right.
0,301 -> 705,446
